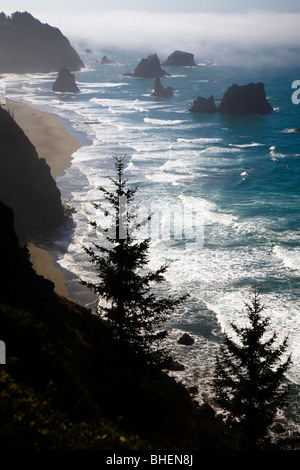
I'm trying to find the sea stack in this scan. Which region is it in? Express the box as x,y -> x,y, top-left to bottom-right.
188,95 -> 217,113
99,55 -> 117,65
123,53 -> 170,78
189,82 -> 273,115
162,51 -> 197,67
151,78 -> 174,97
52,67 -> 80,93
218,82 -> 273,115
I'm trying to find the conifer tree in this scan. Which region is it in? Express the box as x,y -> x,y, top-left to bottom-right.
81,156 -> 185,366
213,288 -> 291,449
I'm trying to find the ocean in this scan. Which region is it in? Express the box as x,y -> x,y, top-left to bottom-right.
4,49 -> 300,422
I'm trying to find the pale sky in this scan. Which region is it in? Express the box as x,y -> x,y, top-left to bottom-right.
1,1 -> 300,62
1,0 -> 300,14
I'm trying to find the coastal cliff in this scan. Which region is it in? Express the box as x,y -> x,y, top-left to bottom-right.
0,105 -> 65,240
0,199 -> 220,450
0,11 -> 84,73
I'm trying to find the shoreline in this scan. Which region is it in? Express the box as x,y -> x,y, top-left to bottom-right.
4,98 -> 81,297
5,99 -> 80,180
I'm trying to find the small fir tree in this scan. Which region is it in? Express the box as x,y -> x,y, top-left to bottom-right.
81,156 -> 185,366
213,288 -> 291,449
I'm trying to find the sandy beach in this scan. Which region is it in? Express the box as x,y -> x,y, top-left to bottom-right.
4,99 -> 81,297
5,99 -> 80,179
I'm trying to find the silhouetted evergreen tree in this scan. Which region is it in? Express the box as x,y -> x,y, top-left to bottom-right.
213,288 -> 291,449
81,156 -> 185,366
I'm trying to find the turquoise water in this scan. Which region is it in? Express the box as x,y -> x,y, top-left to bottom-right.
4,50 -> 300,410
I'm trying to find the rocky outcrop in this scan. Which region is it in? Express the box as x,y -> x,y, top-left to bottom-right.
123,53 -> 170,78
52,67 -> 80,93
0,11 -> 84,73
218,82 -> 273,115
162,51 -> 197,67
0,106 -> 65,240
151,78 -> 174,97
99,55 -> 117,65
188,95 -> 217,113
189,83 -> 273,115
178,333 -> 194,346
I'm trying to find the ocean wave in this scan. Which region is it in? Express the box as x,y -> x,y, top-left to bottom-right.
144,117 -> 186,126
229,142 -> 264,148
178,194 -> 238,226
269,145 -> 287,160
273,245 -> 300,272
77,81 -> 128,88
145,171 -> 193,184
177,137 -> 222,144
199,146 -> 242,155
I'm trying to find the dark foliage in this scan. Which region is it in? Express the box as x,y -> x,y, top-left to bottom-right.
0,199 -> 216,450
81,156 -> 187,366
213,288 -> 291,450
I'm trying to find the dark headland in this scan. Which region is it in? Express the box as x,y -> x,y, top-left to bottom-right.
0,11 -> 84,73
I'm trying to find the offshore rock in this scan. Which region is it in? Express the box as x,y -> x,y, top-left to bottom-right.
218,82 -> 273,115
178,333 -> 194,346
99,55 -> 117,65
0,11 -> 84,73
52,67 -> 80,93
162,50 -> 197,67
151,77 -> 174,97
123,53 -> 170,78
188,95 -> 217,113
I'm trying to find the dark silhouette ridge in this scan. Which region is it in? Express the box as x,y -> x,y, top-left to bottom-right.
52,67 -> 80,93
123,53 -> 170,78
162,50 -> 197,67
0,11 -> 84,73
0,106 -> 64,240
151,77 -> 174,97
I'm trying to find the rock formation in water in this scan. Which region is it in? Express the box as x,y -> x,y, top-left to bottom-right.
123,53 -> 170,78
162,50 -> 197,67
188,95 -> 217,113
178,333 -> 194,346
189,83 -> 273,115
0,11 -> 84,73
151,77 -> 174,97
218,82 -> 273,115
99,55 -> 117,65
52,67 -> 80,93
0,106 -> 65,240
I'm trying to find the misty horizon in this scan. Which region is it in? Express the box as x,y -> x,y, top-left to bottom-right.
1,3 -> 300,67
